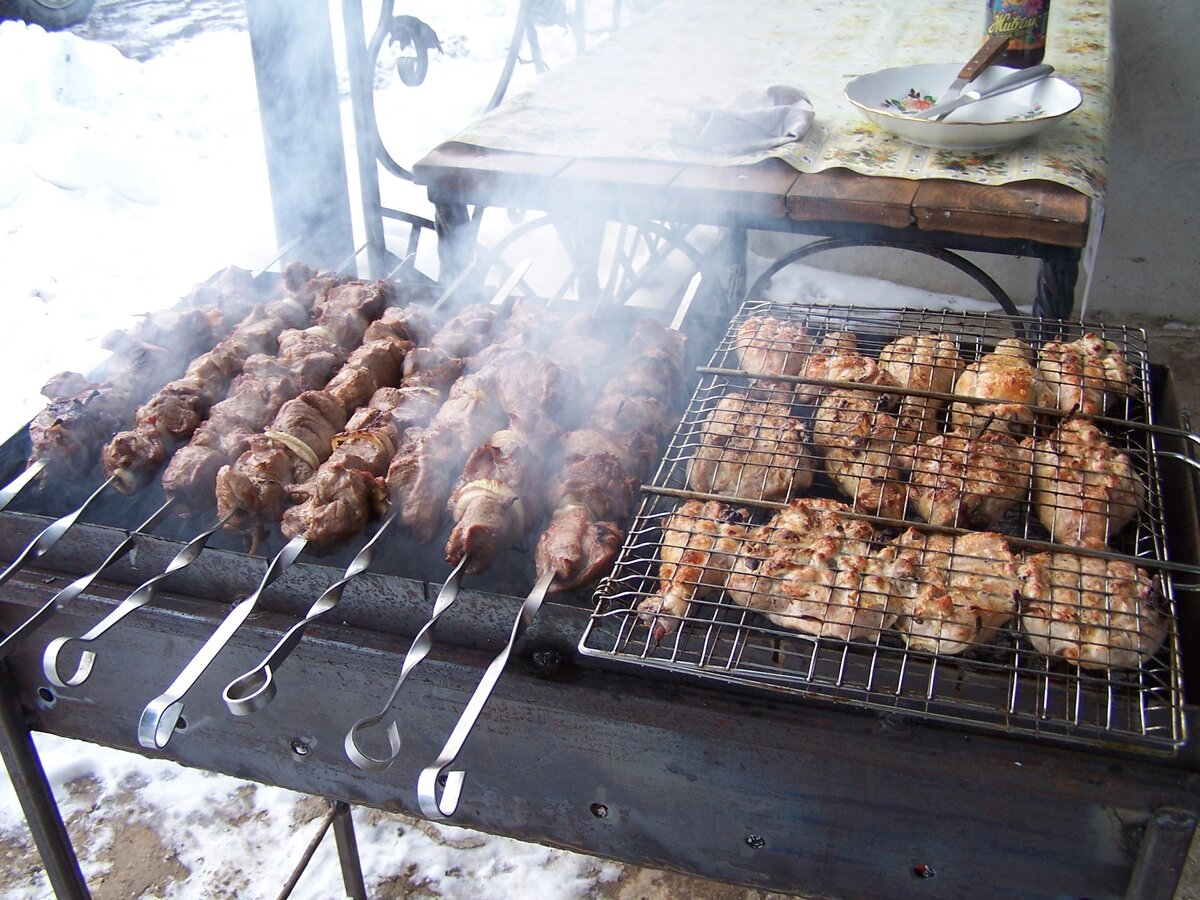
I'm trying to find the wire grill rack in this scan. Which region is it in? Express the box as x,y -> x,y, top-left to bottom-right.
579,301 -> 1187,753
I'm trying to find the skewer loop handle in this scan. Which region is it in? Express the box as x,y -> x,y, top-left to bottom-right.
416,569 -> 554,819
345,553 -> 469,771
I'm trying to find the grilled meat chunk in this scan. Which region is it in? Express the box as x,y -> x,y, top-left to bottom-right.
686,392 -> 813,501
733,315 -> 813,379
160,280 -> 390,515
534,506 -> 624,593
950,338 -> 1045,435
445,428 -> 547,573
1037,333 -> 1132,416
878,332 -> 964,440
879,529 -> 1020,655
725,498 -> 893,642
1032,418 -> 1145,548
812,388 -> 913,519
637,500 -> 750,643
902,426 -> 1033,528
791,331 -> 861,404
1018,552 -> 1167,670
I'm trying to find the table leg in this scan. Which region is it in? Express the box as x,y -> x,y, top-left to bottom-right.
0,665 -> 90,899
1034,252 -> 1081,320
435,203 -> 479,282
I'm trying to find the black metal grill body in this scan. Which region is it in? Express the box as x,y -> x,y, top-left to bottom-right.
1,317 -> 1199,898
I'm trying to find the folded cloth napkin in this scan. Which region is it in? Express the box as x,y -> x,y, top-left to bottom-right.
673,85 -> 815,154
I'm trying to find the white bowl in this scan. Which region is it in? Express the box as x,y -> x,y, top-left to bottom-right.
844,64 -> 1082,150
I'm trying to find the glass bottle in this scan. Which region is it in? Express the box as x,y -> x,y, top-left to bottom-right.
984,0 -> 1050,68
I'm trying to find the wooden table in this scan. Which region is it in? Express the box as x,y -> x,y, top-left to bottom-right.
415,142 -> 1090,317
407,0 -> 1114,319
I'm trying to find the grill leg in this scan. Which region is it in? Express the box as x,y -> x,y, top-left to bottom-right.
1034,252 -> 1080,320
1124,808 -> 1197,900
332,801 -> 368,900
0,665 -> 90,899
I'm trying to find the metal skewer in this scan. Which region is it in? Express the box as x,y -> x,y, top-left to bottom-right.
252,236 -> 303,278
385,251 -> 418,282
137,533 -> 308,750
42,511 -> 235,688
0,459 -> 46,513
0,475 -> 120,593
223,514 -> 398,716
344,554 -> 469,771
342,260 -> 537,769
417,569 -> 555,818
0,498 -> 173,663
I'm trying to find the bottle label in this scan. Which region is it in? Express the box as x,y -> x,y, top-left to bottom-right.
986,1 -> 1049,51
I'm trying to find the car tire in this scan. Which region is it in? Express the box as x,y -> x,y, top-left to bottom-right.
2,0 -> 95,29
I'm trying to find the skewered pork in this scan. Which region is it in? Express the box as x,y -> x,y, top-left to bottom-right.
1032,418 -> 1145,548
901,425 -> 1033,528
1037,333 -> 1132,416
879,529 -> 1020,655
686,391 -> 813,501
28,267 -> 270,485
282,305 -> 497,546
724,498 -> 894,641
443,345 -> 592,569
101,289 -> 315,493
445,427 -> 547,573
636,500 -> 749,643
812,388 -> 913,519
878,332 -> 964,440
215,306 -> 425,535
536,320 -> 684,592
949,338 -> 1046,435
158,280 -> 391,515
1018,552 -> 1167,670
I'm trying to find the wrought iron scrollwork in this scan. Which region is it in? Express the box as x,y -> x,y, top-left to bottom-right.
386,15 -> 442,87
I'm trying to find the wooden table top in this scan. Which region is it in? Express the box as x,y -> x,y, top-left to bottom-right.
414,141 -> 1091,250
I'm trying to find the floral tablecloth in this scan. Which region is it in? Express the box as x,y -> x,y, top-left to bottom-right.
449,0 -> 1112,201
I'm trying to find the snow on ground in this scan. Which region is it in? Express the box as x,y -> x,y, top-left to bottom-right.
0,3 -> 985,896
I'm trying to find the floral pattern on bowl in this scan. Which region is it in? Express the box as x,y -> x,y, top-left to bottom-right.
882,89 -> 936,115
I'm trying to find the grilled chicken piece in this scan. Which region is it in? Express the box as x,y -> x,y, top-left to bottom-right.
1032,418 -> 1145,548
901,426 -> 1033,528
950,338 -> 1045,435
636,500 -> 750,644
878,332 -> 965,440
1037,333 -> 1132,416
725,498 -> 893,641
792,331 -> 861,404
879,529 -> 1020,655
812,388 -> 913,519
733,315 -> 813,378
1018,552 -> 1167,670
686,392 -> 813,501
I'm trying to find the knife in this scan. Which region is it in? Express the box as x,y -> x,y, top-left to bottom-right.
933,33 -> 1012,107
917,63 -> 1055,120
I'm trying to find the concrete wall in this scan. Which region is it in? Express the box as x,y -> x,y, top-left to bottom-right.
1089,0 -> 1199,324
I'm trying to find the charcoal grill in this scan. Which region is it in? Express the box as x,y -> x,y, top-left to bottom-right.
2,282 -> 1200,898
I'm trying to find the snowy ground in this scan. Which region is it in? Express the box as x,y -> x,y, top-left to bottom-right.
0,2 -> 1001,897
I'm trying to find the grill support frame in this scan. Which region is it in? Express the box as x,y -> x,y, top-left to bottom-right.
2,571 -> 1199,898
